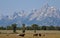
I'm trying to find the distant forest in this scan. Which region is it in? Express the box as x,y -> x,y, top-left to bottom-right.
0,23 -> 60,30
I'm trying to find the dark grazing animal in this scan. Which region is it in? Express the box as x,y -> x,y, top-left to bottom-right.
19,34 -> 25,37
33,33 -> 38,36
39,33 -> 41,36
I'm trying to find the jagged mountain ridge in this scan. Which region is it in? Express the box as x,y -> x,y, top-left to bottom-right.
0,4 -> 60,26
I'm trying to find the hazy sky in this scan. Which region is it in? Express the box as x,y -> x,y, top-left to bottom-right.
0,0 -> 60,15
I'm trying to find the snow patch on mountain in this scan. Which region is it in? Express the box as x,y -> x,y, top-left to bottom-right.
0,4 -> 60,26
29,4 -> 60,21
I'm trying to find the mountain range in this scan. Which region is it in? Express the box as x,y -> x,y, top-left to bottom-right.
0,4 -> 60,26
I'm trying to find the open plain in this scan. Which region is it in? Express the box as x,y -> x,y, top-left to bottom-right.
0,30 -> 60,38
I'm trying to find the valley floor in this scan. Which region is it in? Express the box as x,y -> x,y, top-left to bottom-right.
0,30 -> 60,38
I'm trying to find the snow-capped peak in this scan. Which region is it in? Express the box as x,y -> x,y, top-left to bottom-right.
29,4 -> 60,21
0,4 -> 60,26
29,4 -> 49,21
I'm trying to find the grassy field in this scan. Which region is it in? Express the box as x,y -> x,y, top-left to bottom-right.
0,30 -> 60,38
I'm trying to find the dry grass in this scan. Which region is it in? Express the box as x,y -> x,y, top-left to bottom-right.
0,30 -> 60,38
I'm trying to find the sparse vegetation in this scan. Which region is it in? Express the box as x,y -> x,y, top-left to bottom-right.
12,23 -> 17,33
0,24 -> 60,38
31,24 -> 38,33
22,24 -> 26,33
0,24 -> 60,30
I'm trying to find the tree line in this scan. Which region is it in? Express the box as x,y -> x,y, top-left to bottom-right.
0,23 -> 60,30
